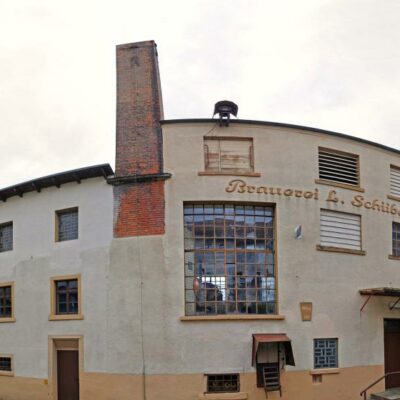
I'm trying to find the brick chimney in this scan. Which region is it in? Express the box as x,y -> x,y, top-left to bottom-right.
110,40 -> 171,237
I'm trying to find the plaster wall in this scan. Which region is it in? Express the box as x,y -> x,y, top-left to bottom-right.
151,122 -> 400,377
0,178 -> 140,378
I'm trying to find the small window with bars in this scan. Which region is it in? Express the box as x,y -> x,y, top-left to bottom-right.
0,285 -> 12,319
206,374 -> 240,393
56,208 -> 78,242
204,137 -> 254,173
314,338 -> 338,369
0,356 -> 12,373
318,147 -> 359,187
390,165 -> 400,198
319,210 -> 362,251
0,222 -> 13,252
392,222 -> 400,257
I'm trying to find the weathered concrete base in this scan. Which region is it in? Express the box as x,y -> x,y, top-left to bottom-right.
0,365 -> 385,400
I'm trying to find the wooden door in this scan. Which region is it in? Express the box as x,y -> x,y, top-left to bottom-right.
57,350 -> 79,400
384,319 -> 400,389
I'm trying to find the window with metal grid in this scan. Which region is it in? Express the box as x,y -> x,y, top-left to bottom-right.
0,222 -> 13,252
207,374 -> 239,393
314,339 -> 338,369
56,279 -> 78,314
390,166 -> 400,198
0,286 -> 12,318
320,210 -> 361,251
57,208 -> 78,241
184,204 -> 275,315
204,137 -> 254,173
0,357 -> 11,372
318,147 -> 359,186
392,222 -> 400,256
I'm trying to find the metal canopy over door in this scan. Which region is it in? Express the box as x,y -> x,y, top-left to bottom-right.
57,350 -> 79,400
384,319 -> 400,389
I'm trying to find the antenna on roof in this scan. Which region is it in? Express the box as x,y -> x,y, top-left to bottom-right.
213,100 -> 238,127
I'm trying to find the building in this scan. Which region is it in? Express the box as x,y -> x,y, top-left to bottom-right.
0,40 -> 400,400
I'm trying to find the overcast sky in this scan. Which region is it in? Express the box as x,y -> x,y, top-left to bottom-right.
1,0 -> 400,187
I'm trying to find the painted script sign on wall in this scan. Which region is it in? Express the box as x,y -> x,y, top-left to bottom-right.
225,179 -> 400,216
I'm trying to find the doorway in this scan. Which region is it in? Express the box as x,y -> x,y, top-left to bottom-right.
49,336 -> 82,400
384,319 -> 400,388
57,350 -> 79,400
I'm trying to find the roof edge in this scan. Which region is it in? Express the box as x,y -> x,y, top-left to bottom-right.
0,163 -> 114,202
160,118 -> 400,156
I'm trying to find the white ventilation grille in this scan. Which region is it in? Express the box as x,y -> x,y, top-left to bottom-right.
318,148 -> 359,186
390,166 -> 400,197
320,210 -> 361,250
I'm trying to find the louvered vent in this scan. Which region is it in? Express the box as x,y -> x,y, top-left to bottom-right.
320,210 -> 361,250
390,166 -> 400,197
318,148 -> 359,186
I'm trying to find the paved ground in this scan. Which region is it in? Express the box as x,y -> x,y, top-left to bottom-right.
371,388 -> 400,400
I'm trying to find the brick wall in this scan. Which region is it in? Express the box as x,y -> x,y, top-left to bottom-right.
113,40 -> 167,237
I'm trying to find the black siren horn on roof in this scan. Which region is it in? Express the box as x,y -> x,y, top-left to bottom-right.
213,100 -> 238,126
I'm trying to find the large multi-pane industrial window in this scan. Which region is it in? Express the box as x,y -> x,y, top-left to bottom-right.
0,222 -> 13,252
184,204 -> 275,315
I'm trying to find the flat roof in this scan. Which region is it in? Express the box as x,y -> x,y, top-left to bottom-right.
0,164 -> 114,202
161,118 -> 400,157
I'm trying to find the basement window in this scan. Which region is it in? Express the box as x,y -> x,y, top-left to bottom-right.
56,208 -> 78,242
318,147 -> 360,188
0,222 -> 13,252
0,355 -> 13,376
206,374 -> 240,393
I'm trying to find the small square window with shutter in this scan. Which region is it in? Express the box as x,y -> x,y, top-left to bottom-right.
318,147 -> 359,187
0,222 -> 13,253
56,208 -> 78,242
320,210 -> 362,251
390,165 -> 400,198
204,137 -> 254,173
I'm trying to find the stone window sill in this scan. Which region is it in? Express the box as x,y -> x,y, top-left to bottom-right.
388,255 -> 400,261
49,314 -> 84,321
198,392 -> 248,399
180,315 -> 285,322
315,179 -> 364,192
198,171 -> 261,177
0,317 -> 16,323
316,245 -> 366,256
309,368 -> 340,375
0,370 -> 14,377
